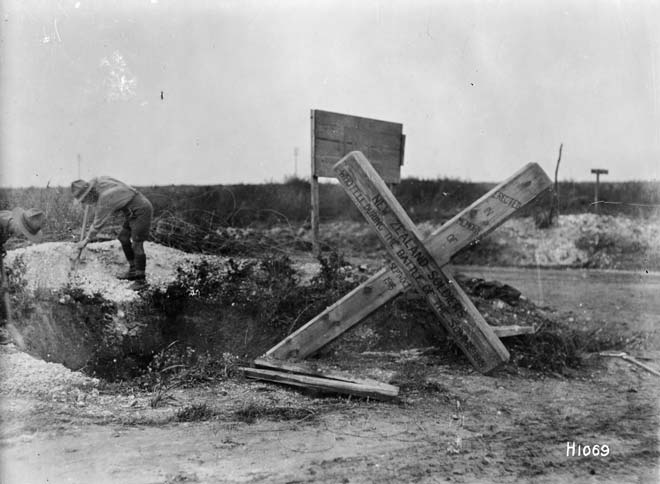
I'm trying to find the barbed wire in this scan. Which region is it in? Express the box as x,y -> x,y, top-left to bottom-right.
590,201 -> 660,208
151,210 -> 308,258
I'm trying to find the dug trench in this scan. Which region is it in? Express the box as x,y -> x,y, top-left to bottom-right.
4,241 -> 460,381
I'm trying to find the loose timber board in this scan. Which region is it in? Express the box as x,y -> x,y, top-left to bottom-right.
254,357 -> 398,390
265,162 -> 552,360
242,367 -> 399,401
334,151 -> 508,374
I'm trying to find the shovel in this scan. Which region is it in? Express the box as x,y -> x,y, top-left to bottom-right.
1,256 -> 26,349
71,205 -> 90,270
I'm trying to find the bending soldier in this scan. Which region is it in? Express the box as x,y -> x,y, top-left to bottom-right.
0,208 -> 44,327
0,208 -> 44,249
71,177 -> 153,282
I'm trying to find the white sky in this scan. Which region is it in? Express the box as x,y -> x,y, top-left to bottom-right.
1,0 -> 659,187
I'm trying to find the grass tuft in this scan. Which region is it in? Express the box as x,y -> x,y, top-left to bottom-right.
175,403 -> 216,422
234,403 -> 316,424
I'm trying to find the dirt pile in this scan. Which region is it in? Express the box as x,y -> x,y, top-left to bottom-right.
450,213 -> 660,269
2,242 -> 352,376
4,241 -> 216,302
0,343 -> 98,397
302,214 -> 659,270
2,241 -> 230,374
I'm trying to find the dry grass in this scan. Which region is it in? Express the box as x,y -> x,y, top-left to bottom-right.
0,186 -> 82,245
234,403 -> 317,424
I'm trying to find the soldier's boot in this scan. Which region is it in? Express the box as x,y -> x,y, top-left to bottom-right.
117,240 -> 136,280
129,255 -> 147,290
117,263 -> 137,280
132,254 -> 147,282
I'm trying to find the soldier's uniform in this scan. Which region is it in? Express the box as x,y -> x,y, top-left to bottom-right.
71,177 -> 153,281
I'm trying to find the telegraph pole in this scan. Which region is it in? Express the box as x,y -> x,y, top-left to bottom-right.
77,153 -> 82,179
293,147 -> 299,177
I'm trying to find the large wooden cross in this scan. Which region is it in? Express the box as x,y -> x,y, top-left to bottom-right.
262,157 -> 551,370
336,152 -> 512,372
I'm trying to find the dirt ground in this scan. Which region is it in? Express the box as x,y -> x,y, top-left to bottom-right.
1,217 -> 660,483
0,347 -> 658,483
0,359 -> 657,484
1,267 -> 659,483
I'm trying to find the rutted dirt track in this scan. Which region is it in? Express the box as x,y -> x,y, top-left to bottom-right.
1,267 -> 659,483
457,266 -> 660,337
1,363 -> 657,484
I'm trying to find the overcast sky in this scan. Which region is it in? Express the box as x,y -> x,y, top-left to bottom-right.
1,0 -> 658,187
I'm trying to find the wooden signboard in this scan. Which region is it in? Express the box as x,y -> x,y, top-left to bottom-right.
265,161 -> 552,361
312,110 -> 404,183
310,109 -> 405,254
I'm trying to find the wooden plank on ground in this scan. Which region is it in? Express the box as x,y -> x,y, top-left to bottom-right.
241,367 -> 399,400
490,325 -> 537,338
334,151 -> 509,374
264,162 -> 551,361
253,357 -> 394,388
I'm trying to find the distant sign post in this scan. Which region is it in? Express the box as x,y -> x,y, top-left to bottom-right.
590,168 -> 609,212
310,110 -> 405,254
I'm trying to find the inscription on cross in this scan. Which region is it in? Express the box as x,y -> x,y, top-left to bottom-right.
335,152 -> 509,373
264,158 -> 552,366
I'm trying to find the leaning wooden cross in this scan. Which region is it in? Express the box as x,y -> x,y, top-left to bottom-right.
244,155 -> 552,396
263,160 -> 551,360
334,152 -> 509,373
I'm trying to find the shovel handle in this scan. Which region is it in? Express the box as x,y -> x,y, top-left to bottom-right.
0,256 -> 12,326
80,205 -> 90,242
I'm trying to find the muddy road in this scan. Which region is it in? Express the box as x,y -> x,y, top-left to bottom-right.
1,267 -> 659,484
457,266 -> 660,344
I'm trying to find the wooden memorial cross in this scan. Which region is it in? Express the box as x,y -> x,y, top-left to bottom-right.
248,155 -> 552,395
263,160 -> 552,364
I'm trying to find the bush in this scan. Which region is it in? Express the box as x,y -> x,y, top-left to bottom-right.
575,232 -> 644,254
507,319 -> 644,375
119,250 -> 364,386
